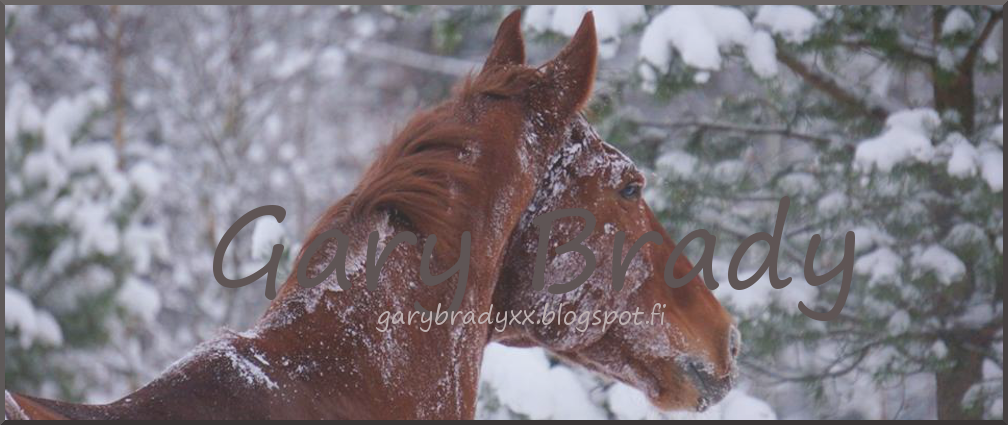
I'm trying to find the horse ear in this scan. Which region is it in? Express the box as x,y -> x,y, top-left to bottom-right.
539,12 -> 597,117
483,10 -> 525,70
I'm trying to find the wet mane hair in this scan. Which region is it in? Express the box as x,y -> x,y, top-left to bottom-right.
290,65 -> 541,276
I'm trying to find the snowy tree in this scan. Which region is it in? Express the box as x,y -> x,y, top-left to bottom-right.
595,5 -> 1002,420
5,5 -> 1001,420
4,79 -> 172,400
5,4 -> 467,403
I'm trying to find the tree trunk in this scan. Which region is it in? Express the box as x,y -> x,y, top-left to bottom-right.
935,338 -> 987,419
928,7 -> 993,420
933,72 -> 976,135
110,5 -> 127,167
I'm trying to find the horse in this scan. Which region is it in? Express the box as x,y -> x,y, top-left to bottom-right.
491,114 -> 739,412
5,10 -> 737,419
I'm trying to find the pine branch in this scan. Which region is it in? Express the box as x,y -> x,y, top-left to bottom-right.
958,10 -> 1002,73
775,50 -> 892,123
741,341 -> 875,384
839,35 -> 936,64
635,119 -> 837,146
345,39 -> 480,77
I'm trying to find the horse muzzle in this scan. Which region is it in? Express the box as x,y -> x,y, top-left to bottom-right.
677,325 -> 741,412
679,356 -> 734,411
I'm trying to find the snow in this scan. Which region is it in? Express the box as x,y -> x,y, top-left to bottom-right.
5,40 -> 12,66
997,237 -> 1003,254
776,173 -> 817,195
753,5 -> 820,44
42,90 -> 107,157
946,137 -> 979,178
656,149 -> 698,177
941,8 -> 976,36
816,191 -> 848,217
716,391 -> 777,420
128,161 -> 165,196
222,346 -> 279,390
936,47 -> 957,71
930,340 -> 948,359
955,303 -> 997,329
887,309 -> 911,333
545,366 -> 606,419
607,382 -> 656,420
317,47 -> 347,79
854,109 -> 940,172
607,382 -> 777,420
69,202 -> 121,256
18,91 -> 114,202
5,286 -> 38,346
850,225 -> 895,253
526,6 -> 646,59
977,144 -> 1002,192
124,223 -> 169,274
4,83 -> 43,142
164,337 -> 279,391
274,50 -> 314,79
982,33 -> 1001,64
23,150 -> 67,191
33,311 -> 64,347
251,216 -> 286,259
710,260 -> 816,312
4,286 -> 63,347
480,343 -> 604,419
117,277 -> 162,323
745,31 -> 779,78
5,390 -> 26,421
640,5 -> 751,71
638,5 -> 779,87
910,244 -> 966,286
944,223 -> 987,248
712,160 -> 747,183
855,248 -> 903,285
69,143 -> 118,177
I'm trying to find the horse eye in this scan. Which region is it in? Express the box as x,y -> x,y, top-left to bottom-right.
620,183 -> 642,200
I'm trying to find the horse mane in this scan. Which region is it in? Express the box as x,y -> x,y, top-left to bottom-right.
286,65 -> 541,289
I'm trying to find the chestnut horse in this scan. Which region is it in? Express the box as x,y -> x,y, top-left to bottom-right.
5,11 -> 736,420
492,114 -> 739,411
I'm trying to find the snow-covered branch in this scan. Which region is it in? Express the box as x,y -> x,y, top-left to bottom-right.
839,35 -> 937,64
345,39 -> 480,77
775,50 -> 892,123
960,11 -> 1003,72
636,119 -> 838,146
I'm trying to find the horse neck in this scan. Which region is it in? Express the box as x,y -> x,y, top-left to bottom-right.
86,139 -> 537,419
244,165 -> 531,418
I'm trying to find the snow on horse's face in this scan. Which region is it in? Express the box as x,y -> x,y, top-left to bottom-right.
494,117 -> 740,411
491,29 -> 739,414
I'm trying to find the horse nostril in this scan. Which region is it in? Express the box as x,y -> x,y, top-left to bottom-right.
688,361 -> 713,382
681,358 -> 731,411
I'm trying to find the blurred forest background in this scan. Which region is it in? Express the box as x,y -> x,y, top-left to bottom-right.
4,5 -> 1002,420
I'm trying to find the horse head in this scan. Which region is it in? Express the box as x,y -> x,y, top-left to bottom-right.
490,12 -> 739,412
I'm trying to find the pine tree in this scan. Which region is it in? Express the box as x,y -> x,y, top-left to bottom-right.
4,5 -> 1000,418
412,5 -> 1002,419
5,81 -> 169,401
615,5 -> 1002,420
